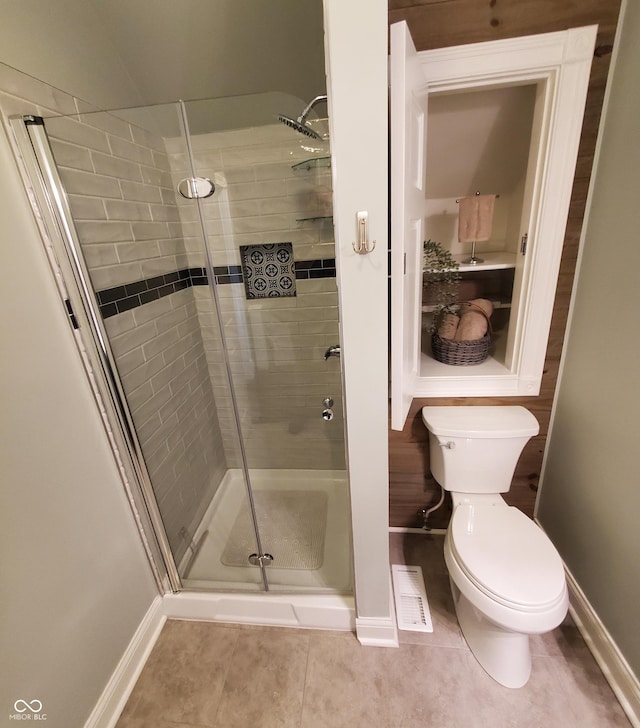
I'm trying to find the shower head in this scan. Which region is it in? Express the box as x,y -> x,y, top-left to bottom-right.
276,95 -> 327,140
276,114 -> 322,140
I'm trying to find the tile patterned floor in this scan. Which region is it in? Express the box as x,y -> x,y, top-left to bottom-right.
116,533 -> 631,728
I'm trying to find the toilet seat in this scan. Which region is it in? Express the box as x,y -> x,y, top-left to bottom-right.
449,503 -> 566,611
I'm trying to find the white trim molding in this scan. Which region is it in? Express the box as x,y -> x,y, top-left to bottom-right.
323,0 -> 393,634
356,576 -> 400,648
390,24 -> 598,424
355,616 -> 399,648
389,526 -> 448,536
566,568 -> 640,728
83,597 -> 165,728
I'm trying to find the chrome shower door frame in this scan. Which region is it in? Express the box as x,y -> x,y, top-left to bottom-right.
10,114 -> 182,592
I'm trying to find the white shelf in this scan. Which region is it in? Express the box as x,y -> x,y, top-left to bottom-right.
452,251 -> 516,272
420,351 -> 512,378
414,334 -> 525,397
421,300 -> 511,313
420,330 -> 508,376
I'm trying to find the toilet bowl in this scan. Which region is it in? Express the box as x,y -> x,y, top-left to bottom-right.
421,406 -> 568,688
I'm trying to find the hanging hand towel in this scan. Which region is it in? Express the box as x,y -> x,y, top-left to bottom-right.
458,194 -> 496,243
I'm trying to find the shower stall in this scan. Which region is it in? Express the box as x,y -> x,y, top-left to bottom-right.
12,95 -> 352,600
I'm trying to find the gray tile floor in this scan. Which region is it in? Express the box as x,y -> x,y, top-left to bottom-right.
116,533 -> 631,727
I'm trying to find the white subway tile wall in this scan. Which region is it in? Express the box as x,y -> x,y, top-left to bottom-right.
169,123 -> 344,470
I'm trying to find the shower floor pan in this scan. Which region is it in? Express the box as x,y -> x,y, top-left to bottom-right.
180,469 -> 353,594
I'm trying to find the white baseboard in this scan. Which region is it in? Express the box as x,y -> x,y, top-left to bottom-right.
356,574 -> 399,647
355,615 -> 399,647
389,527 -> 447,535
84,596 -> 165,728
565,568 -> 640,728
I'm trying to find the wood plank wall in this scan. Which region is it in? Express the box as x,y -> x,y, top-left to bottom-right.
387,0 -> 622,529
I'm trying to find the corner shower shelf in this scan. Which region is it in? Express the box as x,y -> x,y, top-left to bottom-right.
292,156 -> 331,171
296,215 -> 333,222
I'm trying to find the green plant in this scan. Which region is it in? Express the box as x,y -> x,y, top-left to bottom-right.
423,239 -> 460,310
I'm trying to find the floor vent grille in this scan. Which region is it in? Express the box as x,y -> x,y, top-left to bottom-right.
392,564 -> 433,632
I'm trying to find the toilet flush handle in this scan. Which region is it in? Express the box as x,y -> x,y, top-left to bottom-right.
439,440 -> 456,449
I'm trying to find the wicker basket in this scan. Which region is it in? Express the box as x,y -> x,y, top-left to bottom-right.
431,302 -> 491,366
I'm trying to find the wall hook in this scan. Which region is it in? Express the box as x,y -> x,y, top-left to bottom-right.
352,211 -> 376,254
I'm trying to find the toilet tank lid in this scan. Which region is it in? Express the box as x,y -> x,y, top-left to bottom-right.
421,406 -> 539,438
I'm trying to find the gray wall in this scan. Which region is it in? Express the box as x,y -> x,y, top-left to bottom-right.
537,0 -> 640,677
1,0 -> 326,129
0,18 -> 159,728
0,116 -> 158,726
1,0 -> 145,109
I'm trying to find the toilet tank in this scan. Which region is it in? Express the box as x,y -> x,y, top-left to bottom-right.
421,406 -> 539,494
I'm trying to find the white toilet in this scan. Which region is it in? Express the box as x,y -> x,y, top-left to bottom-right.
421,405 -> 568,688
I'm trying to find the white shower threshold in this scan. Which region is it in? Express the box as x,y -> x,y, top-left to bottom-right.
161,591 -> 355,632
179,468 -> 354,594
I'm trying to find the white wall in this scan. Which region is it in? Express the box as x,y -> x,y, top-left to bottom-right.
537,0 -> 640,678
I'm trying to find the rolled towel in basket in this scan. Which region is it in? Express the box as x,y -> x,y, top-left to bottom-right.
437,312 -> 460,340
454,299 -> 494,341
460,298 -> 494,317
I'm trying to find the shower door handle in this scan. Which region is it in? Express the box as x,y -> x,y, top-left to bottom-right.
177,177 -> 215,199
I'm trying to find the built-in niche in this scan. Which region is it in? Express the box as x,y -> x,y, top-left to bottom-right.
390,21 -> 597,429
421,83 -> 537,372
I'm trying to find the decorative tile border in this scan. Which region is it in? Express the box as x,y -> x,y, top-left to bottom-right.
96,259 -> 336,318
294,258 -> 336,280
97,268 -> 194,318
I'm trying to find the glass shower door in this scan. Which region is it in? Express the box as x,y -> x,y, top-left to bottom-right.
28,102 -> 264,591
19,94 -> 352,595
182,96 -> 352,592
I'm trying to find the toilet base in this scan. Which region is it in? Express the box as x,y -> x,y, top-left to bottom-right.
450,579 -> 532,689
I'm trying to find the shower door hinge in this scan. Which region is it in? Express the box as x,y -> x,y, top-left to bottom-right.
520,233 -> 528,255
64,298 -> 79,330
